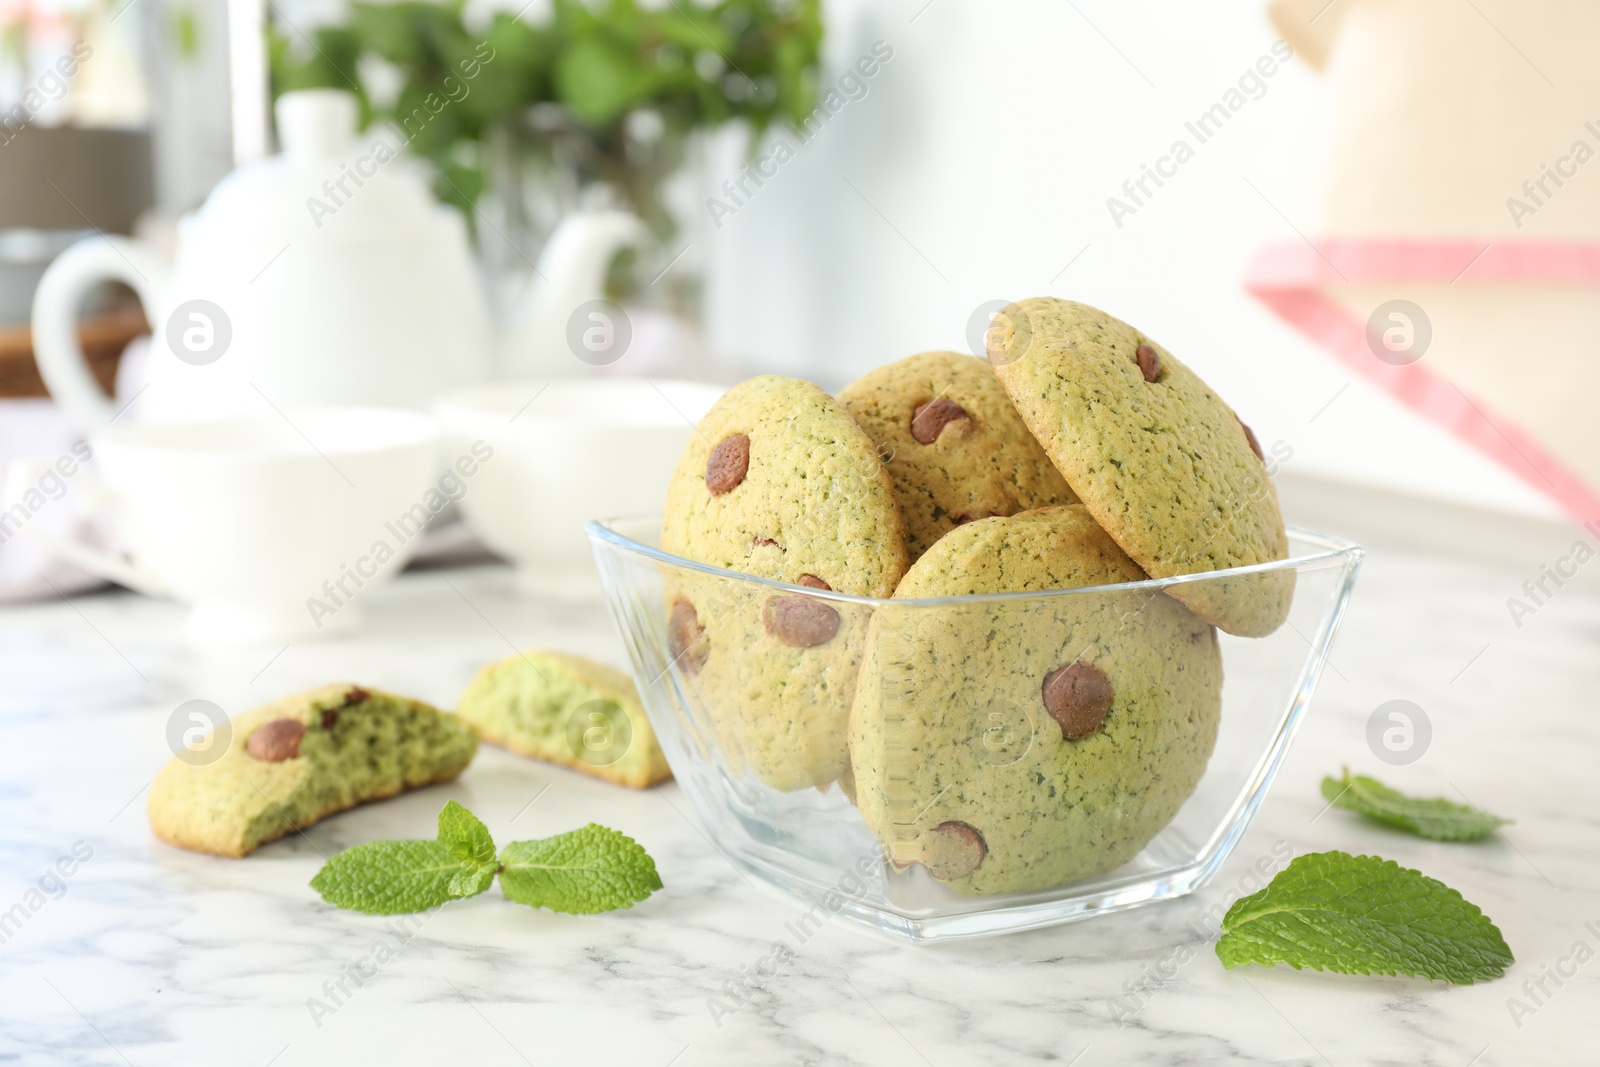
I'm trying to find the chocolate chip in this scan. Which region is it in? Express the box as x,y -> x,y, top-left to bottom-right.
247,718 -> 307,761
923,821 -> 987,880
323,686 -> 370,728
797,574 -> 831,590
668,599 -> 708,673
1237,417 -> 1264,462
1136,344 -> 1161,382
764,595 -> 840,647
705,434 -> 750,494
1042,662 -> 1113,739
753,537 -> 782,550
910,398 -> 971,444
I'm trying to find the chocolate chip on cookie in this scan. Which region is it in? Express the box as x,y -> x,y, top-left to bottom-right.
1136,343 -> 1162,382
705,434 -> 750,494
797,574 -> 832,591
1042,662 -> 1113,740
764,595 -> 840,647
923,820 -> 987,880
322,686 -> 370,729
668,599 -> 708,673
910,397 -> 971,444
246,718 -> 306,761
1238,417 -> 1264,462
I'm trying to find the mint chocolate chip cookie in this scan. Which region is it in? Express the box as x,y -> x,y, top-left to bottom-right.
849,506 -> 1223,895
987,298 -> 1291,637
456,650 -> 670,789
838,351 -> 1078,561
661,375 -> 908,790
148,684 -> 477,857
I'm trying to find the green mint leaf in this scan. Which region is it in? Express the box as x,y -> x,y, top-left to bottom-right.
498,824 -> 662,914
437,800 -> 499,870
1216,851 -> 1513,983
311,839 -> 494,915
1322,769 -> 1508,841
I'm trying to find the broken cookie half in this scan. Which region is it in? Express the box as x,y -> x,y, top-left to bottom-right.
148,683 -> 478,858
455,650 -> 671,790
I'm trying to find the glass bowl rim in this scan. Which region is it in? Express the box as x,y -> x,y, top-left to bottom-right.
586,514 -> 1364,608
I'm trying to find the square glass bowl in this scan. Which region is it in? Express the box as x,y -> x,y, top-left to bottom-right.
589,516 -> 1361,942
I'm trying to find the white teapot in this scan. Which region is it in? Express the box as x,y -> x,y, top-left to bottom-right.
32,89 -> 646,430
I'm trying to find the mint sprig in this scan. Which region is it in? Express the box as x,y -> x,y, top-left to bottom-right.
1216,851 -> 1513,983
310,802 -> 661,916
1321,769 -> 1508,841
500,825 -> 662,914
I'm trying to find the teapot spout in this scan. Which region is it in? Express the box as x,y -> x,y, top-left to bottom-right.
503,209 -> 648,378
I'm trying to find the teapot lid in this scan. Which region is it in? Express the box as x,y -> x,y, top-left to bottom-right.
178,89 -> 453,265
277,89 -> 360,159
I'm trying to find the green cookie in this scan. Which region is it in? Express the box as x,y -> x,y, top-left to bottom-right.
988,298 -> 1291,637
457,650 -> 670,789
148,684 -> 477,857
661,375 -> 907,790
849,506 -> 1223,895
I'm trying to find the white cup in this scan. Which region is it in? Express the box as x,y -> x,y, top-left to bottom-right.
434,378 -> 725,598
6,408 -> 440,645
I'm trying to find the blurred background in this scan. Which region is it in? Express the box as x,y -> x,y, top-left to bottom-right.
3,0 -> 1597,606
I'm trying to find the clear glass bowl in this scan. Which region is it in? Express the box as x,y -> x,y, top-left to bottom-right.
588,515 -> 1362,943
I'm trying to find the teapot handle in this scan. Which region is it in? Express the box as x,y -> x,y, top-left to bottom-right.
31,236 -> 171,432
504,210 -> 650,379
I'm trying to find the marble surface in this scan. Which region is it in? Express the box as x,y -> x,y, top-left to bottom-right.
1,531 -> 1597,1067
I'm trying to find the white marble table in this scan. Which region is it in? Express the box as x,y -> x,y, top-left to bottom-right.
2,527 -> 1596,1066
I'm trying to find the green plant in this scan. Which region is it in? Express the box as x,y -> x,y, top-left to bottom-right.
269,0 -> 822,238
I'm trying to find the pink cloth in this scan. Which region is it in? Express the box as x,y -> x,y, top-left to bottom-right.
1246,239 -> 1600,524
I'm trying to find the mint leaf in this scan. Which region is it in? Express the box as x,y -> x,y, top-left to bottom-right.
311,839 -> 493,915
499,824 -> 662,914
438,799 -> 499,869
1322,769 -> 1508,841
1217,851 -> 1513,983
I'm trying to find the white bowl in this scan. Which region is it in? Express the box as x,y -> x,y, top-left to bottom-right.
434,378 -> 726,598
